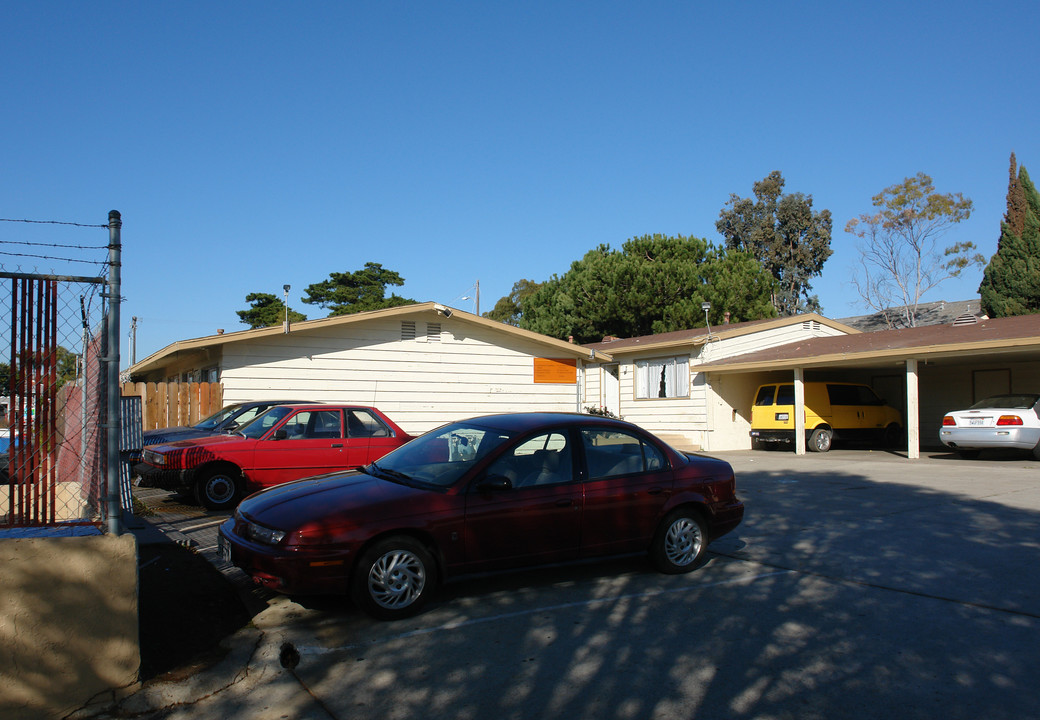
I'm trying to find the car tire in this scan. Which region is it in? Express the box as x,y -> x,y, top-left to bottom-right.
195,467 -> 240,511
650,508 -> 707,575
1033,440 -> 1040,461
352,536 -> 437,621
884,423 -> 904,449
808,427 -> 832,453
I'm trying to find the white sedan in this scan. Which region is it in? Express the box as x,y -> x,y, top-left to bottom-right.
940,393 -> 1040,459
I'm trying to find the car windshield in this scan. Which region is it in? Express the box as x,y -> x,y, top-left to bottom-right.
238,406 -> 295,439
369,421 -> 514,488
969,394 -> 1040,410
194,403 -> 246,430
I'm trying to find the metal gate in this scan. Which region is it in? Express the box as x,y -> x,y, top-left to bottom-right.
1,210 -> 121,532
3,274 -> 107,527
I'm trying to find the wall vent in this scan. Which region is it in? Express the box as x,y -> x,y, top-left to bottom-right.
427,322 -> 442,342
951,313 -> 979,326
401,321 -> 416,340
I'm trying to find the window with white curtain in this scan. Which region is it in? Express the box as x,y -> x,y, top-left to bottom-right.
635,356 -> 689,399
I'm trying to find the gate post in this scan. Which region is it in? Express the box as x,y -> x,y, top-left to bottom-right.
106,210 -> 122,535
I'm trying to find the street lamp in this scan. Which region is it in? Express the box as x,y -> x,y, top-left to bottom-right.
283,284 -> 291,334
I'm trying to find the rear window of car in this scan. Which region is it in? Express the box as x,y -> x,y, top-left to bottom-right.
776,385 -> 795,405
754,386 -> 776,406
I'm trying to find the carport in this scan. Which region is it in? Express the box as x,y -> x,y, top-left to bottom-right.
695,314 -> 1040,458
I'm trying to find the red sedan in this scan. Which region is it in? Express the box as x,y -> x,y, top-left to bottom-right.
141,404 -> 412,510
219,412 -> 744,620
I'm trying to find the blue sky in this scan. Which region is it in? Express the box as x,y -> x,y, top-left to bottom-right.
3,2 -> 1038,365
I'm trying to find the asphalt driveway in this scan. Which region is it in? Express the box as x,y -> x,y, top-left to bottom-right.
106,449 -> 1040,720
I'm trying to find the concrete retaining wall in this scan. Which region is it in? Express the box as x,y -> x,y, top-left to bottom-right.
0,534 -> 139,720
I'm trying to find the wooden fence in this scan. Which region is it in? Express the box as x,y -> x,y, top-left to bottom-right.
120,382 -> 224,431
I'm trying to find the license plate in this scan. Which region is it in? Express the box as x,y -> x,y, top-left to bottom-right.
775,412 -> 789,422
968,417 -> 986,427
218,534 -> 231,564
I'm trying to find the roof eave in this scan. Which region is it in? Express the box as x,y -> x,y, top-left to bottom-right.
129,301 -> 611,375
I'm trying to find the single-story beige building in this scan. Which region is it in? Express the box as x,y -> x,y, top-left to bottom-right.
130,303 -> 1040,459
129,302 -> 610,435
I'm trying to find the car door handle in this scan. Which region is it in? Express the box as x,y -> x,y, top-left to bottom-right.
555,499 -> 574,507
647,487 -> 664,495
331,443 -> 343,448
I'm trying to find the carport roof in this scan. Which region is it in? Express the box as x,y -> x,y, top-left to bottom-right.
585,313 -> 859,357
694,313 -> 1040,372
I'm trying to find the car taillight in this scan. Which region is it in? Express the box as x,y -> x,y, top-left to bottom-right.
942,416 -> 956,426
997,415 -> 1024,426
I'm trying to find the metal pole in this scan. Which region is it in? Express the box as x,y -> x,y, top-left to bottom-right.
106,210 -> 122,535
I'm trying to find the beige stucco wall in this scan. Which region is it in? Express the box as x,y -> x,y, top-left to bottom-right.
0,534 -> 139,720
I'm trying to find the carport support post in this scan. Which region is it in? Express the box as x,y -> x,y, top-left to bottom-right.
794,368 -> 806,455
906,359 -> 920,459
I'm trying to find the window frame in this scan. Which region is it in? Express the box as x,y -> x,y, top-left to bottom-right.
634,356 -> 690,399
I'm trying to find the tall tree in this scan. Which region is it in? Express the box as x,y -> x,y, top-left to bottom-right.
301,262 -> 416,317
979,155 -> 1040,317
845,172 -> 981,328
484,279 -> 543,326
716,171 -> 833,315
237,293 -> 308,329
518,234 -> 776,343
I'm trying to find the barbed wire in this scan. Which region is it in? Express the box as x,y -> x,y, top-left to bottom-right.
0,250 -> 107,265
0,219 -> 111,268
0,238 -> 108,251
0,217 -> 109,229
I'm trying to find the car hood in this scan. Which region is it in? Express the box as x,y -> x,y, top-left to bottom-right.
146,433 -> 253,453
238,470 -> 430,529
141,427 -> 218,445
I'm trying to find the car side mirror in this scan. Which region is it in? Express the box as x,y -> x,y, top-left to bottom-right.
476,475 -> 512,493
271,428 -> 288,440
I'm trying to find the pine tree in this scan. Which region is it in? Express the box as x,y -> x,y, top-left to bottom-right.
979,155 -> 1040,317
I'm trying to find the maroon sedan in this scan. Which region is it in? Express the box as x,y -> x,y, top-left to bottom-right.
219,412 -> 744,620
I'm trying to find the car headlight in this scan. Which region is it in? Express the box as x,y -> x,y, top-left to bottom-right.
244,521 -> 286,546
143,449 -> 165,466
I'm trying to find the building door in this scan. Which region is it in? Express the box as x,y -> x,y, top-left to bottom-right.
973,369 -> 1010,403
602,364 -> 620,417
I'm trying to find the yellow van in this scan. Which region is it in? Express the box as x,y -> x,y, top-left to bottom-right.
750,382 -> 903,452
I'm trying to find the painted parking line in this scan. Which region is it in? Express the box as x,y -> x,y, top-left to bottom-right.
177,518 -> 227,532
298,569 -> 795,655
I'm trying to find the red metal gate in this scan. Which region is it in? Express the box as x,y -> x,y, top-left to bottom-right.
7,277 -> 61,525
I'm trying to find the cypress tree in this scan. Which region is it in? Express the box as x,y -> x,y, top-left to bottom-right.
979,155 -> 1040,317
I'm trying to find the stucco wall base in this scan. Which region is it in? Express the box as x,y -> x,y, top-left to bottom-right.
0,534 -> 140,720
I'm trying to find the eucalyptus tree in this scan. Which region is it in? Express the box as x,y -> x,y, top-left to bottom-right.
845,173 -> 980,328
